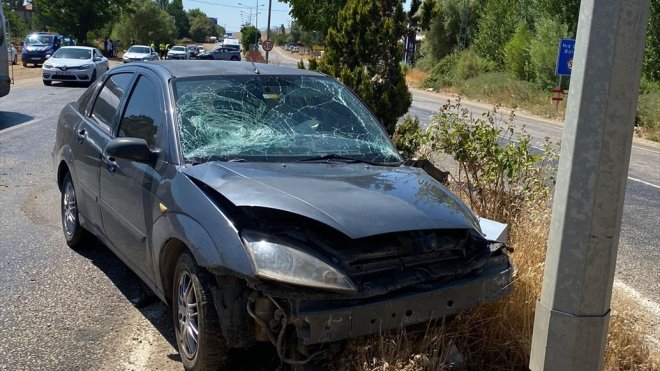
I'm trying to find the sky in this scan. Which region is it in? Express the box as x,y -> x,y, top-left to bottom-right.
182,0 -> 294,34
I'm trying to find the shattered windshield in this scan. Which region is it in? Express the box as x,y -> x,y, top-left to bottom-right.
173,75 -> 402,165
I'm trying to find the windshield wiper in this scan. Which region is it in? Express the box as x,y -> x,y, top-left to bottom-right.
296,154 -> 388,166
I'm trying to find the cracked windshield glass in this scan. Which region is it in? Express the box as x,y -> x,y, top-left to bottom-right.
173,75 -> 402,165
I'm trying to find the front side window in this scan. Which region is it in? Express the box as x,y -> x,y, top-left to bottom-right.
91,73 -> 134,133
173,75 -> 401,165
118,75 -> 162,149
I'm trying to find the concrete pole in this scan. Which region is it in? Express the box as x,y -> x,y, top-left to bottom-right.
266,0 -> 272,63
529,0 -> 650,370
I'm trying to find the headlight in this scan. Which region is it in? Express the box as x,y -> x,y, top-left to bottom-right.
242,231 -> 356,293
77,64 -> 93,70
43,63 -> 53,69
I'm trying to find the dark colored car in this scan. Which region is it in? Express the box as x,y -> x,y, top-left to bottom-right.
52,61 -> 512,370
22,32 -> 75,67
197,46 -> 241,61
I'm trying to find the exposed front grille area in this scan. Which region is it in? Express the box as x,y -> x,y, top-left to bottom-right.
51,75 -> 77,80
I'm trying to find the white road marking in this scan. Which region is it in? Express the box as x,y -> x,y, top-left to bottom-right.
627,176 -> 660,189
1,117 -> 43,134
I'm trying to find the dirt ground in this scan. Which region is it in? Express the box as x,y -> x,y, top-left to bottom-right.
8,56 -> 124,88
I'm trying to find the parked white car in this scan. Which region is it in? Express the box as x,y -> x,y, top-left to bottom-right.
42,46 -> 109,86
8,44 -> 18,65
167,45 -> 189,60
122,45 -> 159,63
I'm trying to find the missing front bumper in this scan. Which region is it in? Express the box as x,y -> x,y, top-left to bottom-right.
291,256 -> 513,345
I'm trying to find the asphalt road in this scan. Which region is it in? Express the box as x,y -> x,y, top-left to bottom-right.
0,60 -> 657,369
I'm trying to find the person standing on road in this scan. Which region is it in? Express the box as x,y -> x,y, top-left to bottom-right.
103,38 -> 109,57
108,40 -> 114,58
159,43 -> 166,59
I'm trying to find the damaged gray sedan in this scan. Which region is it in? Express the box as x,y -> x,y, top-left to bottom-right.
52,61 -> 512,370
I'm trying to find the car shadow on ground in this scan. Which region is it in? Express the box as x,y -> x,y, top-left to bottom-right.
0,112 -> 34,130
75,237 -> 284,370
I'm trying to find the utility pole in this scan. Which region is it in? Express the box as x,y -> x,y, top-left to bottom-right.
529,0 -> 650,370
266,0 -> 272,63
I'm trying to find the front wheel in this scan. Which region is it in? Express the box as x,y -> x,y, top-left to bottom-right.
173,252 -> 228,371
60,173 -> 89,247
12,55 -> 17,65
43,80 -> 52,86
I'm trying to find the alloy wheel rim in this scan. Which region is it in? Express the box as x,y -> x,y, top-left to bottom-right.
177,271 -> 199,359
62,182 -> 77,236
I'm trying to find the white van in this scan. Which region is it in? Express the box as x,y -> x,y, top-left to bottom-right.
222,37 -> 240,52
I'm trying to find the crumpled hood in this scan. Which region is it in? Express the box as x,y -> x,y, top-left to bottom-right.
182,162 -> 481,239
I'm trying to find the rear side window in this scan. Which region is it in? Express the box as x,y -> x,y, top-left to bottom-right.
91,73 -> 134,133
118,75 -> 163,149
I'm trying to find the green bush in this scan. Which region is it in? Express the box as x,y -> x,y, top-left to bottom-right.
504,23 -> 533,81
421,50 -> 494,89
529,17 -> 569,89
636,79 -> 660,140
426,101 -> 558,222
392,115 -> 425,159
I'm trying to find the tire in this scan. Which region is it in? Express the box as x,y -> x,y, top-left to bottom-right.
12,55 -> 17,65
230,56 -> 239,61
60,173 -> 89,247
43,80 -> 52,86
86,70 -> 97,87
22,61 -> 27,67
173,252 -> 228,371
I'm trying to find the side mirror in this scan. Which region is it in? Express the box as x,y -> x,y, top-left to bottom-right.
93,56 -> 102,62
45,54 -> 51,59
104,137 -> 154,163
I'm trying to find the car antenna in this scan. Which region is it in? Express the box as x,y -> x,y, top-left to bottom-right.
248,52 -> 260,75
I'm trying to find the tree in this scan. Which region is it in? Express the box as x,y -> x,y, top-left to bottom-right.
643,0 -> 660,82
167,0 -> 190,39
211,25 -> 226,38
32,0 -> 129,43
532,0 -> 580,36
112,0 -> 176,46
529,17 -> 569,88
318,0 -> 411,135
240,24 -> 260,51
188,11 -> 212,43
280,0 -> 346,34
2,3 -> 29,39
472,0 -> 517,65
504,23 -> 533,81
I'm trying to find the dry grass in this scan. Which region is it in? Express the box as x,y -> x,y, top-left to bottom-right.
330,206 -> 659,370
405,68 -> 429,88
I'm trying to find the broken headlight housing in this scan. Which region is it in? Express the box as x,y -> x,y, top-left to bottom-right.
241,231 -> 357,293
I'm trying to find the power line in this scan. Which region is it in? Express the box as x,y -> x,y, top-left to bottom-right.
189,0 -> 290,12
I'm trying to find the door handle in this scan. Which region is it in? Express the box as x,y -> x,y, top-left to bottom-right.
102,155 -> 117,172
77,129 -> 86,144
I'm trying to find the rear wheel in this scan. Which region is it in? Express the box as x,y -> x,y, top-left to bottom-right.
230,56 -> 239,61
173,252 -> 228,371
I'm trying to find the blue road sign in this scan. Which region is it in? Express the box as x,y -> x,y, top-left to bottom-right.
555,38 -> 575,76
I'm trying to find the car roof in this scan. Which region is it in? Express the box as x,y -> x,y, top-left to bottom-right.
115,60 -> 327,79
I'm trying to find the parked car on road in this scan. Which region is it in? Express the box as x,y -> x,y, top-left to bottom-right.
8,44 -> 17,65
167,45 -> 189,60
197,45 -> 205,55
186,44 -> 199,58
42,46 -> 108,86
196,46 -> 240,61
52,60 -> 512,371
22,32 -> 75,67
290,46 -> 300,53
122,45 -> 159,63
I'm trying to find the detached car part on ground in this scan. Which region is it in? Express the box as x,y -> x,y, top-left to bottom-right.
52,61 -> 513,370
